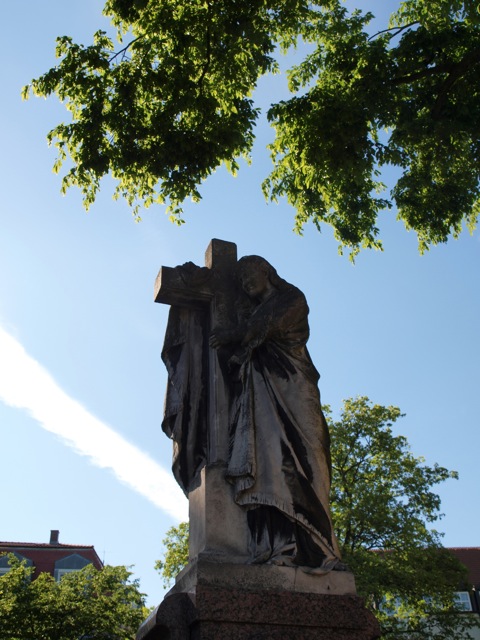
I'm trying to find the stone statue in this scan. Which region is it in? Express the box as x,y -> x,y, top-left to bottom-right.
137,239 -> 381,640
156,240 -> 342,574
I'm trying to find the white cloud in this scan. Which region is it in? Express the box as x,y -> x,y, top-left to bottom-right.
0,325 -> 187,522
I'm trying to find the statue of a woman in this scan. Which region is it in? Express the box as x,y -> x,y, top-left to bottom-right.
210,255 -> 343,572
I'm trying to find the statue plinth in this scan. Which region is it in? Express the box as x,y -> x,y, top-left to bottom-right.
188,465 -> 250,564
137,576 -> 380,640
170,555 -> 357,596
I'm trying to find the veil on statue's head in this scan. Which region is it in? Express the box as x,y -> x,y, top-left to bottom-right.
236,255 -> 291,292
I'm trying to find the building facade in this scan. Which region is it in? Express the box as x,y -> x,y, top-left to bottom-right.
449,547 -> 480,639
0,529 -> 103,580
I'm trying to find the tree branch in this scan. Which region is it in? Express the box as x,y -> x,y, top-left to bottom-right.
390,46 -> 480,118
368,22 -> 419,42
431,48 -> 480,118
392,62 -> 454,85
197,1 -> 212,91
108,34 -> 147,63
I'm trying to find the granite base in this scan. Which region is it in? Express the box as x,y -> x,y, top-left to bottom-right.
137,562 -> 380,640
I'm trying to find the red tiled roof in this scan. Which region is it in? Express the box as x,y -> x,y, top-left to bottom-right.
0,541 -> 103,579
0,541 -> 95,549
448,548 -> 480,588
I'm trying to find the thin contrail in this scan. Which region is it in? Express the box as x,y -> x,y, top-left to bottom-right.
0,325 -> 187,522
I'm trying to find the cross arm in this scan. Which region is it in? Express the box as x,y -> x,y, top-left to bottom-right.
154,262 -> 213,308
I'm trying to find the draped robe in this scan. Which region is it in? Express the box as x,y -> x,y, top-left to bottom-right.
160,274 -> 341,570
161,305 -> 208,495
225,284 -> 341,570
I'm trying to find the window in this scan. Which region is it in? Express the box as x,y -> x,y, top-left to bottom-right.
56,568 -> 78,581
0,552 -> 33,577
454,592 -> 472,612
54,554 -> 91,582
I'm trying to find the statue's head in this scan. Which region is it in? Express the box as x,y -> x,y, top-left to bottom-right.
237,256 -> 283,300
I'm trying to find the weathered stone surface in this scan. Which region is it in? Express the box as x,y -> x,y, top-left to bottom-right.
142,240 -> 382,640
137,586 -> 381,640
137,593 -> 195,640
188,465 -> 250,564
137,556 -> 379,640
156,241 -> 342,570
171,557 -> 357,597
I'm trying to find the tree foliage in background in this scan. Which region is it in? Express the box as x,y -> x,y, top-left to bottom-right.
24,1 -> 480,258
156,397 -> 476,638
154,521 -> 189,588
326,396 -> 474,639
0,555 -> 147,640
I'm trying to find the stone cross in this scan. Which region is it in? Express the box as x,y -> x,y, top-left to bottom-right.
154,239 -> 249,561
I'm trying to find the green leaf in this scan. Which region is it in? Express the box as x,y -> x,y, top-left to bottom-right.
26,0 -> 480,254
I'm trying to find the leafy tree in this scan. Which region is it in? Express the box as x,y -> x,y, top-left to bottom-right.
24,1 -> 479,258
156,397 -> 476,638
0,554 -> 147,640
154,521 -> 189,588
326,396 -> 475,639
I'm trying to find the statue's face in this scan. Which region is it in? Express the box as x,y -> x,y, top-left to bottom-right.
239,266 -> 270,299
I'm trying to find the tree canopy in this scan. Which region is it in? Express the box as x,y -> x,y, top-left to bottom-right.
0,555 -> 147,640
154,521 -> 189,588
156,396 -> 476,639
326,396 -> 475,638
24,1 -> 480,257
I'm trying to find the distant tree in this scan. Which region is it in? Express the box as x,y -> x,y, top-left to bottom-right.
154,522 -> 189,588
156,397 -> 475,638
326,396 -> 474,639
24,1 -> 479,258
0,554 -> 147,640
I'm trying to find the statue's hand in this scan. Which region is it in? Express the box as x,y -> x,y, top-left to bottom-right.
228,353 -> 244,366
209,329 -> 233,349
227,349 -> 250,379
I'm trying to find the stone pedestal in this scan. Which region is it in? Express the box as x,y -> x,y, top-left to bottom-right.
188,466 -> 250,564
137,561 -> 381,640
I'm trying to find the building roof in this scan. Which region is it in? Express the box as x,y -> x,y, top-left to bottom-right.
0,541 -> 98,550
0,530 -> 103,579
449,548 -> 480,588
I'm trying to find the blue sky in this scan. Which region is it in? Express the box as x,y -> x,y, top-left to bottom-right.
1,1 -> 479,607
